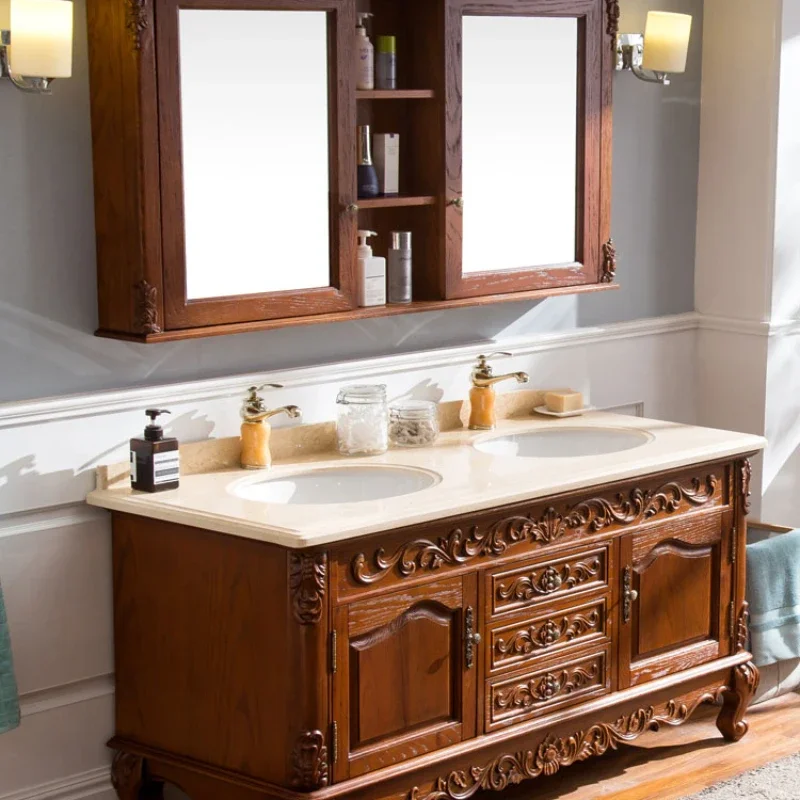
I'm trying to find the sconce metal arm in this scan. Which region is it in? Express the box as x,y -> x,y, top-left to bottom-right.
0,30 -> 55,94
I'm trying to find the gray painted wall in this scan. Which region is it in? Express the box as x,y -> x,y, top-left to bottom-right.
0,0 -> 702,403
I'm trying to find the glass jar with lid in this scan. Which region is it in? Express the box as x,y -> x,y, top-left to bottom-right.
336,384 -> 389,456
389,400 -> 440,447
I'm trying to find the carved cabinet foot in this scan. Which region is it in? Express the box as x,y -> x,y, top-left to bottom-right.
716,661 -> 760,742
111,752 -> 164,800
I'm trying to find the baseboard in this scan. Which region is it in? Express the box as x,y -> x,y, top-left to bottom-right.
0,768 -> 113,800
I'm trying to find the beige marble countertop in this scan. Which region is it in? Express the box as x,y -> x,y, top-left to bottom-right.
86,412 -> 765,549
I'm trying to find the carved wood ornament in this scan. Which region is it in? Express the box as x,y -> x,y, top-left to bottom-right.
601,239 -> 617,283
353,475 -> 718,585
111,752 -> 144,800
736,601 -> 750,652
134,280 -> 161,335
125,0 -> 149,51
289,552 -> 327,625
495,609 -> 601,660
291,730 -> 329,790
494,660 -> 601,711
740,459 -> 753,514
497,557 -> 601,603
605,0 -> 621,39
409,693 -> 722,800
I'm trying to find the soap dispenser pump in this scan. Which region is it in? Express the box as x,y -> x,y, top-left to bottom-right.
355,12 -> 375,90
130,409 -> 180,493
357,230 -> 386,307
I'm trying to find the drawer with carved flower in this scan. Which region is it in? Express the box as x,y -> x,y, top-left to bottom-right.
485,645 -> 611,731
487,542 -> 612,619
487,596 -> 609,674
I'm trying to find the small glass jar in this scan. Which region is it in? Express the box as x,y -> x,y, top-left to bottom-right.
389,400 -> 440,448
336,384 -> 389,456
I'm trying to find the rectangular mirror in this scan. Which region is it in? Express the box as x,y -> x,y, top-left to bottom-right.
461,15 -> 578,274
178,9 -> 331,300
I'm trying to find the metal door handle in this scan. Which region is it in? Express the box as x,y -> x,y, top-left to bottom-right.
623,565 -> 638,623
465,606 -> 480,669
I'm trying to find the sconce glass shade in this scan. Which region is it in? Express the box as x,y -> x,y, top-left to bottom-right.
641,11 -> 692,74
10,0 -> 73,78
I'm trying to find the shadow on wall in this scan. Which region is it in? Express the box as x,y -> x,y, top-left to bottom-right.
0,0 -> 702,404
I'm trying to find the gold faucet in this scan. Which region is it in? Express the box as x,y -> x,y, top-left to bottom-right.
468,353 -> 529,430
240,384 -> 302,470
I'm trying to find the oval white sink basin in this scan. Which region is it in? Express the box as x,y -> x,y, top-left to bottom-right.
232,465 -> 441,505
475,427 -> 652,459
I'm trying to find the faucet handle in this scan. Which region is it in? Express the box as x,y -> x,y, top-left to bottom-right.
243,383 -> 283,417
475,352 -> 512,375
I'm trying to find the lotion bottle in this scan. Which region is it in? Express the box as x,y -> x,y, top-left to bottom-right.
357,231 -> 386,307
355,12 -> 374,91
130,409 -> 180,493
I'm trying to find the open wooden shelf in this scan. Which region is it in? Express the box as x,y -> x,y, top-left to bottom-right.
357,195 -> 437,209
357,89 -> 436,100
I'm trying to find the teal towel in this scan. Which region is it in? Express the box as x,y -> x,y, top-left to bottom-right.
0,580 -> 20,734
746,529 -> 800,667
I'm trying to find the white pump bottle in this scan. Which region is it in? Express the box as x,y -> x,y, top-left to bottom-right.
357,230 -> 386,307
356,12 -> 375,91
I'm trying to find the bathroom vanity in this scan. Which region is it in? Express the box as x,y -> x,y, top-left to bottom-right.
88,415 -> 764,800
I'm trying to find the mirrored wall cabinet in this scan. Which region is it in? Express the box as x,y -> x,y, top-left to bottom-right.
87,0 -> 617,342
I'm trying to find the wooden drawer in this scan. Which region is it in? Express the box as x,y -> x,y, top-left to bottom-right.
488,543 -> 611,618
485,645 -> 611,731
487,595 -> 609,674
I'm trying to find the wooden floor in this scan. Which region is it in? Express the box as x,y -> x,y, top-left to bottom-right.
490,692 -> 800,800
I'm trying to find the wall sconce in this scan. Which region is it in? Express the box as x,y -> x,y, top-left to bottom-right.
616,11 -> 692,86
0,0 -> 73,94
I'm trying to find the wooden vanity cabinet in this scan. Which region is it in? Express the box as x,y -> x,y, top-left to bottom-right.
86,0 -> 617,343
109,457 -> 759,800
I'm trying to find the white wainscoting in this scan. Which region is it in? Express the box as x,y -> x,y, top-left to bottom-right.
0,313 -> 699,799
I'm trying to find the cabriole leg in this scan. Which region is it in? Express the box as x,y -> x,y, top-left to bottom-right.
111,752 -> 165,800
716,660 -> 760,742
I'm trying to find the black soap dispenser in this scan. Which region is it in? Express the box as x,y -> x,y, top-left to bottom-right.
130,409 -> 180,493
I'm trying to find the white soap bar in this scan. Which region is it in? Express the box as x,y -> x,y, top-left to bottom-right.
545,390 -> 583,413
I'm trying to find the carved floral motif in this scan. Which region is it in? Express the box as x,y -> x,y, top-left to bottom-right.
291,730 -> 329,790
605,0 -> 621,39
352,475 -> 718,585
134,280 -> 161,335
125,0 -> 149,51
496,558 -> 602,604
736,601 -> 751,652
494,609 -> 601,661
409,695 -> 720,800
602,238 -> 617,283
289,552 -> 327,625
741,459 -> 752,514
494,660 -> 601,713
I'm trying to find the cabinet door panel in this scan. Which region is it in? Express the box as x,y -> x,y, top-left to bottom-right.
620,512 -> 733,688
350,602 -> 456,746
333,575 -> 477,780
637,547 -> 713,656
